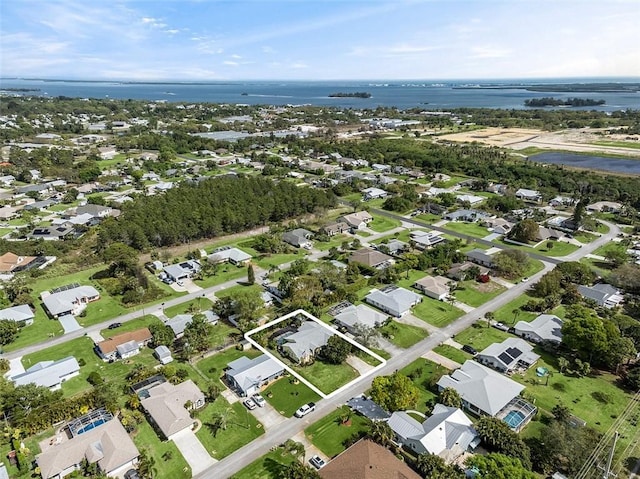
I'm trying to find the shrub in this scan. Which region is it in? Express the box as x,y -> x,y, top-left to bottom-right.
87,371 -> 104,386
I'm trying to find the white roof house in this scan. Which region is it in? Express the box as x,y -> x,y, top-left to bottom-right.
475,338 -> 540,373
41,285 -> 100,318
362,187 -> 388,200
166,311 -> 219,338
577,283 -> 624,308
154,345 -> 173,364
515,188 -> 542,202
436,361 -> 525,417
11,356 -> 80,391
387,405 -> 479,460
514,314 -> 563,344
225,354 -> 285,397
163,260 -> 201,281
334,303 -> 388,334
410,230 -> 445,249
365,287 -> 422,318
37,419 -> 139,479
0,304 -> 35,326
208,247 -> 252,265
341,211 -> 373,230
281,321 -> 334,364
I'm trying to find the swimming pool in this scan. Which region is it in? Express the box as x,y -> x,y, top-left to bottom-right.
75,418 -> 107,435
503,410 -> 526,429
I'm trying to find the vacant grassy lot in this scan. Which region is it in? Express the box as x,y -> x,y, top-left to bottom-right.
399,358 -> 448,411
379,320 -> 428,348
315,234 -> 351,251
454,280 -> 506,307
193,265 -> 249,288
196,347 -> 262,388
369,214 -> 401,233
195,396 -> 264,459
230,449 -> 298,479
492,293 -> 539,324
573,231 -> 598,244
494,239 -> 579,257
453,322 -> 512,351
293,359 -> 359,395
443,221 -> 491,238
133,419 -> 191,479
433,344 -> 470,364
305,406 -> 370,458
164,298 -> 214,317
100,314 -> 162,339
416,213 -> 441,224
412,297 -> 463,327
263,376 -> 321,417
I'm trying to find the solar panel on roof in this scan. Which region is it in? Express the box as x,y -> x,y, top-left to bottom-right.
506,347 -> 523,358
498,352 -> 513,364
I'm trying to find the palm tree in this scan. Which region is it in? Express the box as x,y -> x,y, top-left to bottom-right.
137,449 -> 157,479
366,419 -> 394,447
512,308 -> 521,324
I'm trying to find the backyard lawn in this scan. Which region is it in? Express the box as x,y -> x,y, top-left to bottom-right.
379,320 -> 428,348
452,322 -> 512,351
412,297 -> 464,327
305,406 -> 370,458
454,280 -> 506,307
230,449 -> 297,479
133,419 -> 191,479
195,396 -> 264,459
368,214 -> 401,233
443,221 -> 491,239
398,358 -> 448,411
263,376 -> 321,417
196,347 -> 262,388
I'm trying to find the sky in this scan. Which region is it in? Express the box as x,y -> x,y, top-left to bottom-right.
1,0 -> 639,81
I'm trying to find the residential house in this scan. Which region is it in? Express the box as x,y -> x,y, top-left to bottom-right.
333,303 -> 387,334
162,260 -> 201,282
349,248 -> 393,269
466,249 -> 495,268
28,225 -> 75,241
433,173 -> 451,182
96,328 -> 152,361
376,238 -> 407,255
419,202 -> 448,216
365,286 -> 422,318
208,247 -> 252,266
36,418 -> 139,479
166,311 -> 219,339
586,201 -> 622,213
410,230 -> 445,249
225,354 -> 285,397
515,188 -> 542,203
549,196 -> 575,207
0,175 -> 15,186
536,226 -> 565,242
475,338 -> 540,373
346,395 -> 390,422
446,262 -> 489,281
282,228 -> 313,249
340,211 -> 373,231
362,187 -> 388,201
483,218 -> 514,235
387,405 -> 479,460
444,209 -> 491,222
318,439 -> 421,479
456,194 -> 485,206
436,360 -> 525,417
320,221 -> 349,236
514,314 -> 563,344
578,283 -> 624,308
11,356 -> 80,391
487,183 -> 508,195
154,345 -> 173,364
280,321 -> 334,364
0,206 -> 19,220
41,285 -> 100,318
0,304 -> 35,326
413,275 -> 452,301
24,199 -> 56,211
141,380 -> 205,440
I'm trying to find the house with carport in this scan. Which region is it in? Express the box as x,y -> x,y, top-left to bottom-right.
225,354 -> 285,397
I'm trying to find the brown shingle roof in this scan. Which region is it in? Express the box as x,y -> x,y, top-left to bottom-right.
319,439 -> 421,479
97,327 -> 152,355
0,252 -> 36,273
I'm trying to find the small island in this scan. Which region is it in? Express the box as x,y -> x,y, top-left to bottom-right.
524,97 -> 606,107
328,92 -> 371,98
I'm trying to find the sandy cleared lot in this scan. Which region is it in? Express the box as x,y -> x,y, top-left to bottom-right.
438,127 -> 640,157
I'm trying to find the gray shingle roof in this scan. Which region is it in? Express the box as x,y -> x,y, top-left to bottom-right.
11,356 -> 79,389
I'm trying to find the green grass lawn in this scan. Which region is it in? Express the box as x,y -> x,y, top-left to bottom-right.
292,359 -> 359,395
355,230 -> 372,237
433,344 -> 471,364
396,269 -> 429,290
133,419 -> 191,479
443,221 -> 491,238
100,315 -> 162,339
591,140 -> 640,149
495,238 -> 578,257
164,298 -> 214,317
580,257 -> 615,278
521,258 -> 545,280
230,449 -> 298,479
416,213 -> 441,224
215,283 -> 263,299
452,322 -> 512,351
492,293 -> 539,324
305,406 -> 370,458
315,234 -> 351,251
592,242 -> 627,258
193,265 -> 247,288
573,231 -> 598,244
369,214 -> 401,233
255,251 -> 307,269
398,358 -> 448,411
454,280 -> 506,307
195,396 -> 265,459
196,347 -> 262,388
379,320 -> 428,348
412,297 -> 463,327
263,376 -> 322,417
512,350 -> 634,435
21,336 -> 160,398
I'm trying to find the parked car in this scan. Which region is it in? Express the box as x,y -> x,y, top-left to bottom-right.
309,455 -> 326,469
252,394 -> 266,407
294,402 -> 316,418
462,344 -> 477,355
108,322 -> 122,330
124,470 -> 140,479
521,277 -> 529,282
493,322 -> 509,331
162,277 -> 174,284
243,398 -> 257,410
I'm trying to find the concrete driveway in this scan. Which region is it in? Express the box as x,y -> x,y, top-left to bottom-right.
172,428 -> 217,475
250,402 -> 287,430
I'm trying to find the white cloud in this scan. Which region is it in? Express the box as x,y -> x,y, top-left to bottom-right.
469,46 -> 513,59
223,61 -> 239,66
